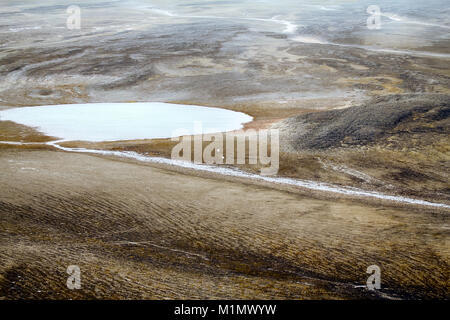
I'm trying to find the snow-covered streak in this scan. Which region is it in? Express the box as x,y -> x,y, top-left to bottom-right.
38,141 -> 450,209
290,37 -> 450,59
147,8 -> 178,17
146,7 -> 299,34
2,140 -> 448,208
382,12 -> 450,30
249,16 -> 299,34
292,36 -> 328,44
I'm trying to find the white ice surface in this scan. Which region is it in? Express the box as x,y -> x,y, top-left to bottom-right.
0,102 -> 252,142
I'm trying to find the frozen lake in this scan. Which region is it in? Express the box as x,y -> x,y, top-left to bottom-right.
0,103 -> 252,142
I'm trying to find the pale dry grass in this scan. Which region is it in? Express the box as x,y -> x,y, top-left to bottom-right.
0,150 -> 448,299
0,121 -> 55,143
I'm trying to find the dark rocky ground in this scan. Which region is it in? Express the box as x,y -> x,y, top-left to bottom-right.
272,94 -> 450,204
277,94 -> 449,150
